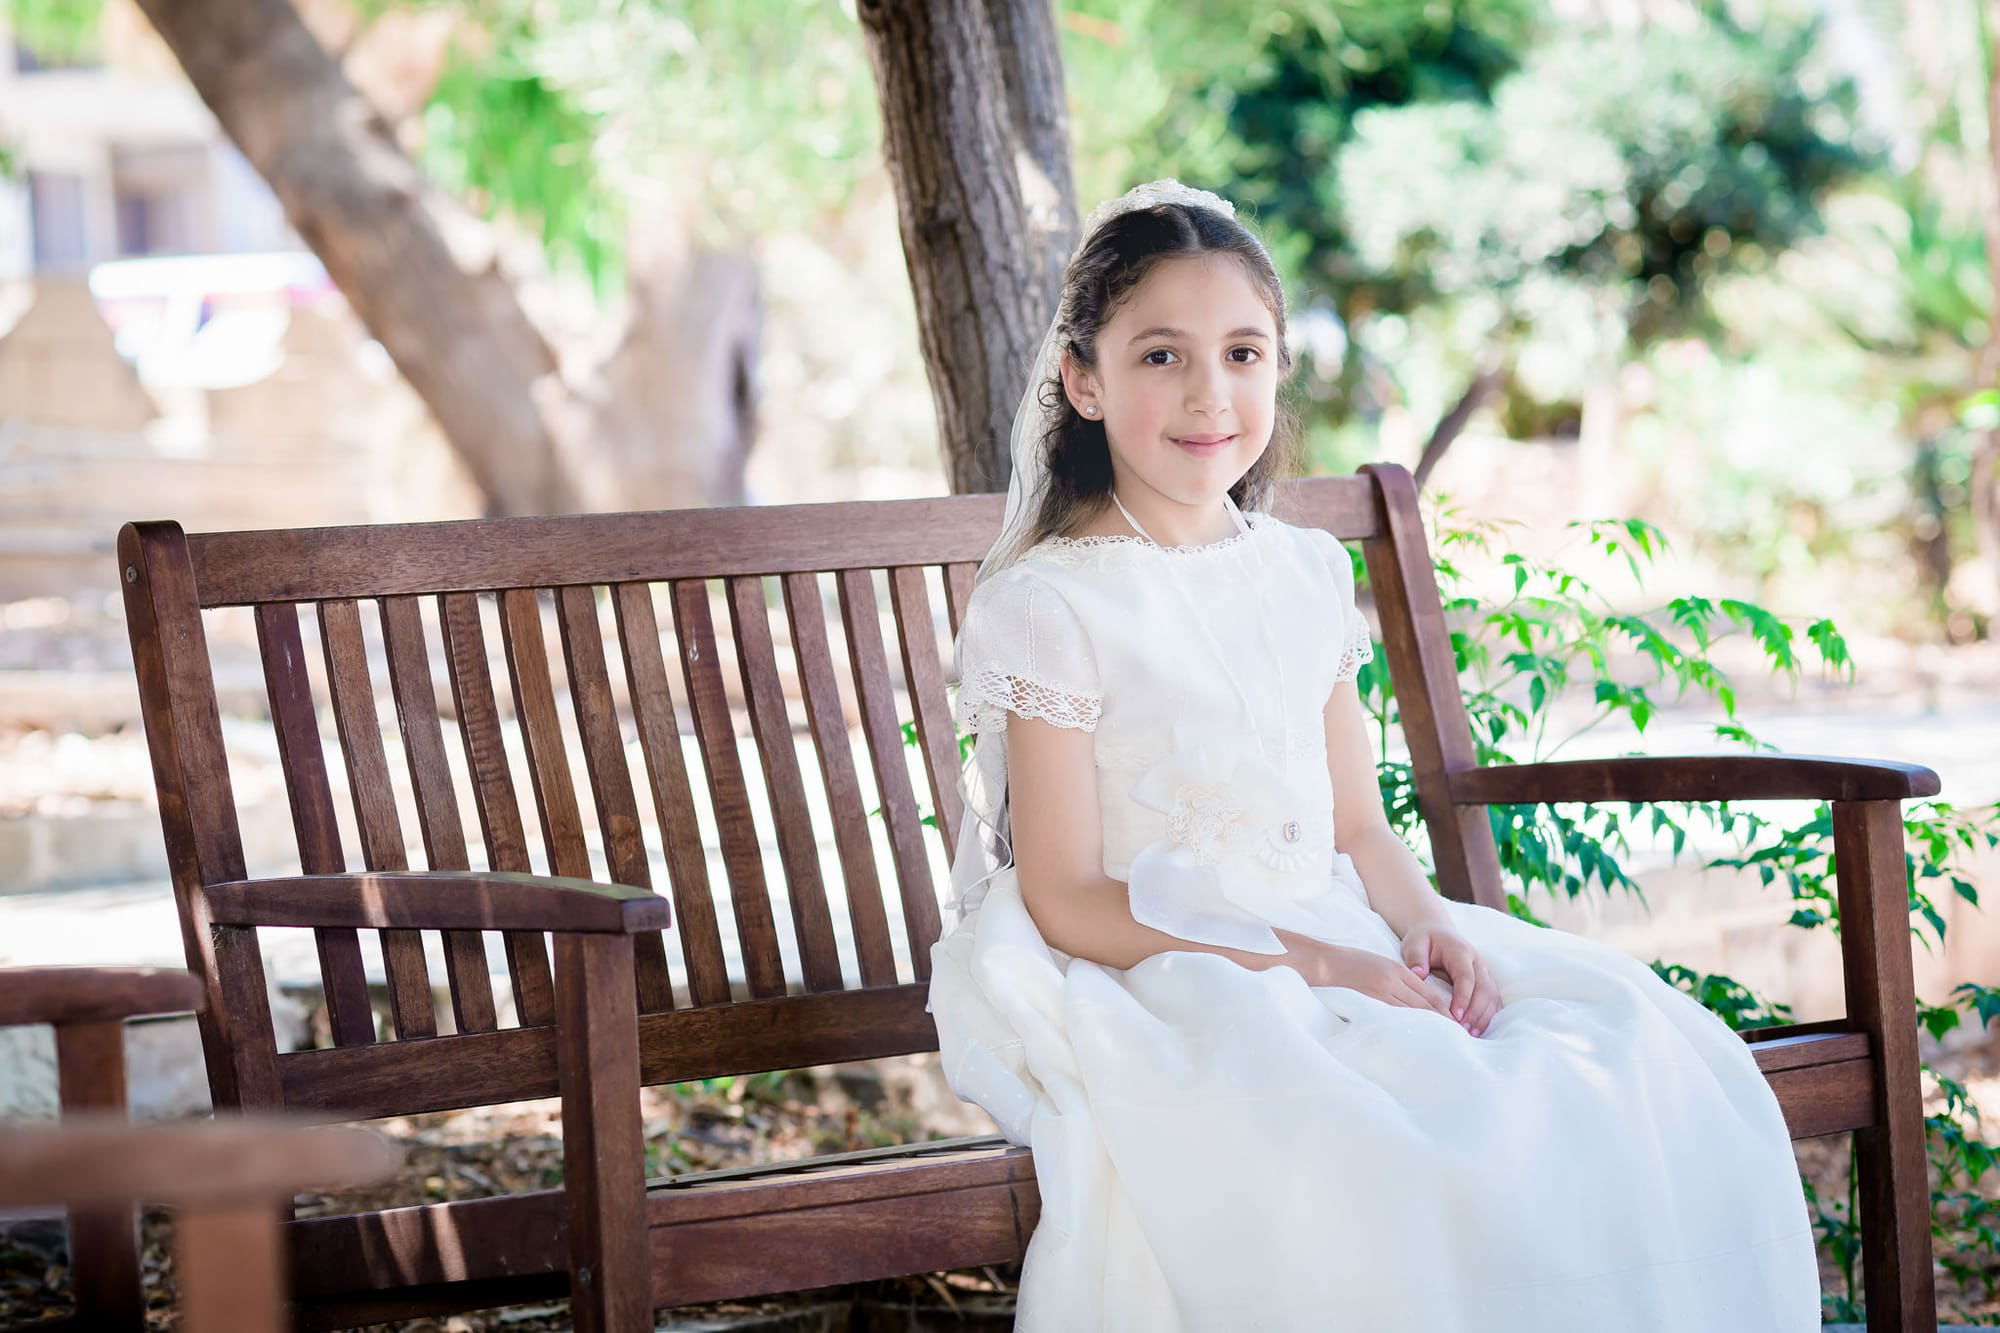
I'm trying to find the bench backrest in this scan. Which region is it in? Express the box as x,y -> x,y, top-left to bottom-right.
118,465 -> 1495,1118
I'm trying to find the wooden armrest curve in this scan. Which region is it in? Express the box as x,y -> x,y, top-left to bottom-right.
0,966 -> 203,1030
199,871 -> 672,935
1449,754 -> 1941,806
0,1114 -> 400,1208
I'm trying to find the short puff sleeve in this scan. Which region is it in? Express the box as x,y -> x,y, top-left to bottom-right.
1304,526 -> 1376,685
952,568 -> 1102,734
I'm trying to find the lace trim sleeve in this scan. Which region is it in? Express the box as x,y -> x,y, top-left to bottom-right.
1333,609 -> 1375,684
951,570 -> 1103,734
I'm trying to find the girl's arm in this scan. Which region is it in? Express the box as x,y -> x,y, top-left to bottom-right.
1005,711 -> 1298,973
1323,678 -> 1456,939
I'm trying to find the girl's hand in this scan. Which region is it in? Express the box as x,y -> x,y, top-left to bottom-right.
1272,931 -> 1453,1019
1399,925 -> 1501,1037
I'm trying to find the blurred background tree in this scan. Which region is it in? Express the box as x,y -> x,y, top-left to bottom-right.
7,0 -> 2000,628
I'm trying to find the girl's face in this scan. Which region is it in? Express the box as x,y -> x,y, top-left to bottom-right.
1062,253 -> 1279,508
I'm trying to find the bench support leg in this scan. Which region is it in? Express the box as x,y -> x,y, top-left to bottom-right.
1832,799 -> 1937,1332
555,933 -> 650,1332
56,1019 -> 144,1329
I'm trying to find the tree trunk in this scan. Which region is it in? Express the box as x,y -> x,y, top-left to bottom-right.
987,0 -> 1079,302
132,0 -> 582,516
856,0 -> 1077,495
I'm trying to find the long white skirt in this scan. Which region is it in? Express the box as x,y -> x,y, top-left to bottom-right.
925,866 -> 1821,1332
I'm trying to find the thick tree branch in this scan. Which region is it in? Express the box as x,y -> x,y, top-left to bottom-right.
132,0 -> 581,515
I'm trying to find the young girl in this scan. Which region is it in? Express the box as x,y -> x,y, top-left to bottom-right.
925,180 -> 1821,1332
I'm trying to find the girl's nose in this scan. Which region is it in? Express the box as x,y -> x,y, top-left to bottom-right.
1185,363 -> 1229,416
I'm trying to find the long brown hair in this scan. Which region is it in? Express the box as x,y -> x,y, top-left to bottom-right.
1021,200 -> 1303,546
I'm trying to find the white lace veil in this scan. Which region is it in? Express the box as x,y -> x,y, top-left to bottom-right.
943,178 -> 1251,931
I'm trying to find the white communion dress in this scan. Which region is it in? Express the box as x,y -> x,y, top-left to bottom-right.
924,503 -> 1821,1332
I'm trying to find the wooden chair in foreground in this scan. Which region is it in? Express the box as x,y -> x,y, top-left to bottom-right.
0,1115 -> 399,1331
115,464 -> 1940,1330
0,965 -> 203,1327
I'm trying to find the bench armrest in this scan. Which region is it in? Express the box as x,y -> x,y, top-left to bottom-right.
0,966 -> 203,1030
198,871 -> 672,935
1448,754 -> 1941,807
0,1113 -> 400,1208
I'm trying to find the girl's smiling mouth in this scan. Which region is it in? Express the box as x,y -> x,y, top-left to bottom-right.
1174,433 -> 1237,453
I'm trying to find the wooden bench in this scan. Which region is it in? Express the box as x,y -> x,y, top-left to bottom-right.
116,463 -> 1939,1330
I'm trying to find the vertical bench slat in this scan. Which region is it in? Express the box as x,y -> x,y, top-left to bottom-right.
497,588 -> 595,881
889,566 -> 963,879
780,572 -> 898,988
554,586 -> 675,1012
317,599 -> 437,1039
379,595 -> 498,1033
941,561 -> 977,636
834,569 -> 936,984
252,603 -> 374,1047
671,578 -> 787,1000
725,575 -> 845,993
438,592 -> 556,1026
611,583 -> 732,1008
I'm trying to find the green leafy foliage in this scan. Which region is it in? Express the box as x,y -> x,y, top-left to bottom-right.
1349,497 -> 1999,1318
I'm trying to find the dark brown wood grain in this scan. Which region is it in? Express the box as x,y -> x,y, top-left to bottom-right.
612,581 -> 729,1007
275,982 -> 938,1120
380,593 -> 499,1032
553,585 -> 674,1011
1832,799 -> 1939,1329
553,933 -> 650,1329
1,966 -> 205,1329
0,966 -> 200,1029
1357,464 -> 1506,911
439,591 -> 556,1025
835,568 -> 937,983
726,573 -> 845,993
673,576 -> 787,1000
56,1020 -> 142,1328
319,598 -> 437,1038
200,871 -> 672,935
0,1117 -> 400,1207
1451,755 -> 1942,806
0,1115 -> 397,1333
119,520 -> 260,1107
781,571 -> 899,988
254,602 -> 375,1046
889,564 -> 963,883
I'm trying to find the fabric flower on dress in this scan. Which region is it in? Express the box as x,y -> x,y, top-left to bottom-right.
1120,718 -> 1335,955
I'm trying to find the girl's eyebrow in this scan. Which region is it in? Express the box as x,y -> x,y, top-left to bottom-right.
1127,325 -> 1271,345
